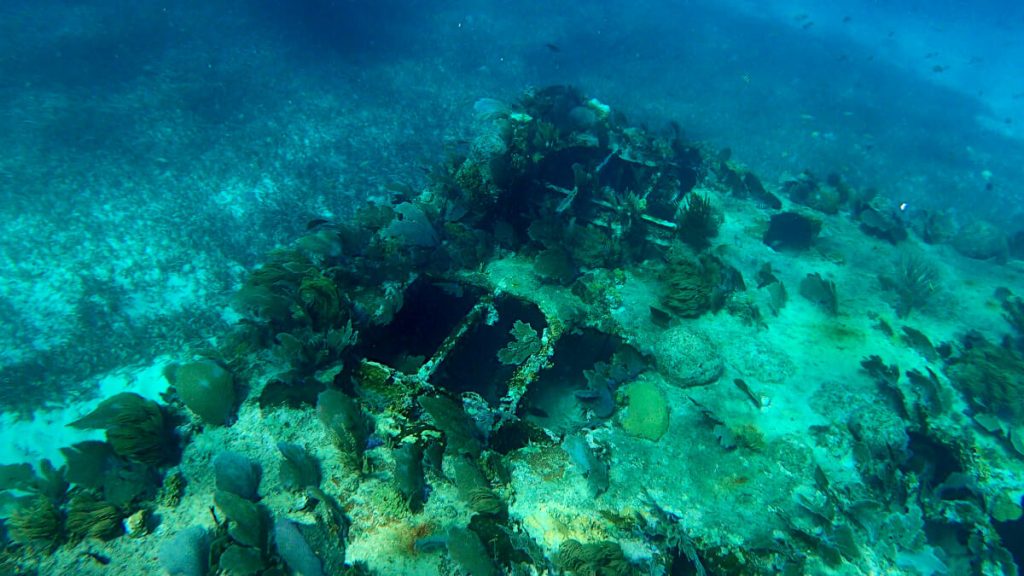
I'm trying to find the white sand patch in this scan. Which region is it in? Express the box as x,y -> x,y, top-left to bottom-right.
0,357 -> 172,468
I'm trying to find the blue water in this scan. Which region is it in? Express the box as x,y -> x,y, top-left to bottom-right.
1,1 -> 1023,574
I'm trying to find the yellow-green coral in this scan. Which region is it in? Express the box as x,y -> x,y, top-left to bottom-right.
619,376 -> 670,441
991,492 -> 1023,522
660,254 -> 713,318
455,159 -> 487,195
69,392 -> 171,466
558,539 -> 637,576
7,495 -> 63,548
467,486 -> 505,516
299,270 -> 345,330
66,492 -> 123,541
948,341 -> 1024,425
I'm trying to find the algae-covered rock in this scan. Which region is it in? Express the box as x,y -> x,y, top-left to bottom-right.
990,492 -> 1022,522
619,375 -> 670,441
165,360 -> 236,426
946,340 -> 1024,424
763,211 -> 821,251
953,220 -> 1008,261
649,326 -> 722,388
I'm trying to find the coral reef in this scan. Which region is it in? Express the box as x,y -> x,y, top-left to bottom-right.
9,84 -> 1022,576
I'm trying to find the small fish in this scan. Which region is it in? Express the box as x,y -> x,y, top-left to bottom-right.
82,551 -> 111,565
993,286 -> 1013,302
801,21 -> 815,30
842,15 -> 852,24
649,306 -> 672,328
365,435 -> 385,450
733,378 -> 766,409
931,64 -> 948,73
555,187 -> 578,213
814,465 -> 831,494
545,43 -> 561,53
306,218 -> 330,230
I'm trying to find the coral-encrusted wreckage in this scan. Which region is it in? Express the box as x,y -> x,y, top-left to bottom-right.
3,86 -> 1023,575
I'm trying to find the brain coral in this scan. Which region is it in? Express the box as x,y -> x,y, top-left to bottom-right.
619,374 -> 670,441
649,326 -> 723,388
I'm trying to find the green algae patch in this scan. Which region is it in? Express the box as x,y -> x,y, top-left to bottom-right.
619,375 -> 670,441
166,360 -> 236,426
